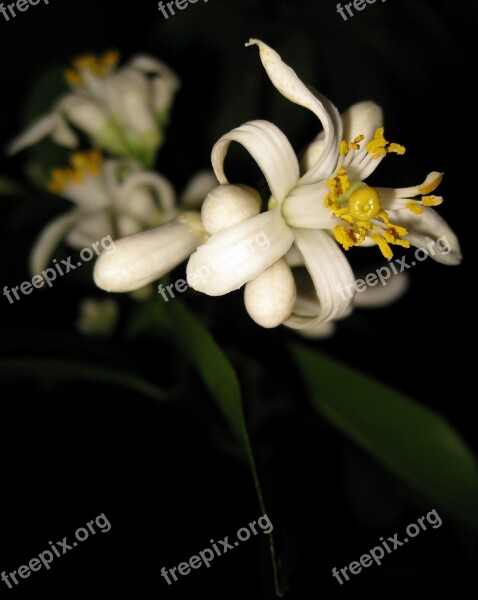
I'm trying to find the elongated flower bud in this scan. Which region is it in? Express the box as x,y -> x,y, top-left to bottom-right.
94,212 -> 207,292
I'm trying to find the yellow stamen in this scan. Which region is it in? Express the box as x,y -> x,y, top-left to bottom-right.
370,235 -> 393,259
339,140 -> 349,156
366,127 -> 406,159
65,50 -> 120,87
406,202 -> 424,215
387,143 -> 406,155
47,149 -> 103,193
419,172 -> 443,195
422,195 -> 443,207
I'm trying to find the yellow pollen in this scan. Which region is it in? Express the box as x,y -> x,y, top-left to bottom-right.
406,202 -> 424,215
366,128 -> 407,160
348,186 -> 382,221
47,149 -> 103,193
339,140 -> 349,156
65,50 -> 120,87
422,195 -> 443,206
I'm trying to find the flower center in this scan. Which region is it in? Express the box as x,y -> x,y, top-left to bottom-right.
348,186 -> 381,221
323,128 -> 412,259
47,149 -> 103,193
65,51 -> 120,87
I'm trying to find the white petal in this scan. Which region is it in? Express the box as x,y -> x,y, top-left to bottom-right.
354,272 -> 409,308
393,207 -> 462,265
128,55 -> 181,108
63,97 -> 110,137
119,172 -> 177,222
51,114 -> 79,148
181,170 -> 219,209
295,321 -> 336,339
246,39 -> 341,183
282,181 -> 337,229
211,119 -> 299,203
284,228 -> 354,328
29,210 -> 82,275
94,219 -> 204,293
7,114 -> 56,155
187,207 -> 293,296
244,258 -> 296,328
65,212 -> 113,248
342,101 -> 383,147
201,184 -> 260,234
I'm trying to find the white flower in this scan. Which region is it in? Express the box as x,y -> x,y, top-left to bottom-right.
7,51 -> 180,166
31,149 -> 177,275
186,39 -> 461,330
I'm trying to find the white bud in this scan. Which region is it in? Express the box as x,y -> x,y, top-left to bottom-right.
201,184 -> 261,235
244,258 -> 296,328
94,217 -> 205,293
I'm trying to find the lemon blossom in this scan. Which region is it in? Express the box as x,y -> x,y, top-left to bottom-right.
186,39 -> 461,329
31,149 -> 177,275
8,51 -> 180,166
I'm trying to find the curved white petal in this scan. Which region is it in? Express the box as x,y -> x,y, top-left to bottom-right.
181,170 -> 219,209
128,55 -> 181,96
212,120 -> 299,203
393,207 -> 462,265
246,39 -> 341,183
354,272 -> 409,308
7,114 -> 56,156
94,220 -> 203,293
244,258 -> 296,328
284,228 -> 354,328
187,207 -> 294,296
282,181 -> 337,229
119,172 -> 177,222
29,210 -> 82,275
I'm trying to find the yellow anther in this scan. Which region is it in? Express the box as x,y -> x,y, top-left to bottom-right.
419,172 -> 443,195
340,140 -> 349,156
370,235 -> 393,259
406,202 -> 424,215
422,195 -> 442,206
65,50 -> 120,87
387,143 -> 406,155
47,150 -> 103,193
348,186 -> 382,221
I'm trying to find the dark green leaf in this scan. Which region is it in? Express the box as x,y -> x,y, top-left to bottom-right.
292,344 -> 478,531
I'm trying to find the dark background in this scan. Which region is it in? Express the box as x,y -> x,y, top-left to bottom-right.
0,0 -> 476,597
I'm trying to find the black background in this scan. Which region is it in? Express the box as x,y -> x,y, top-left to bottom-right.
0,0 -> 476,597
